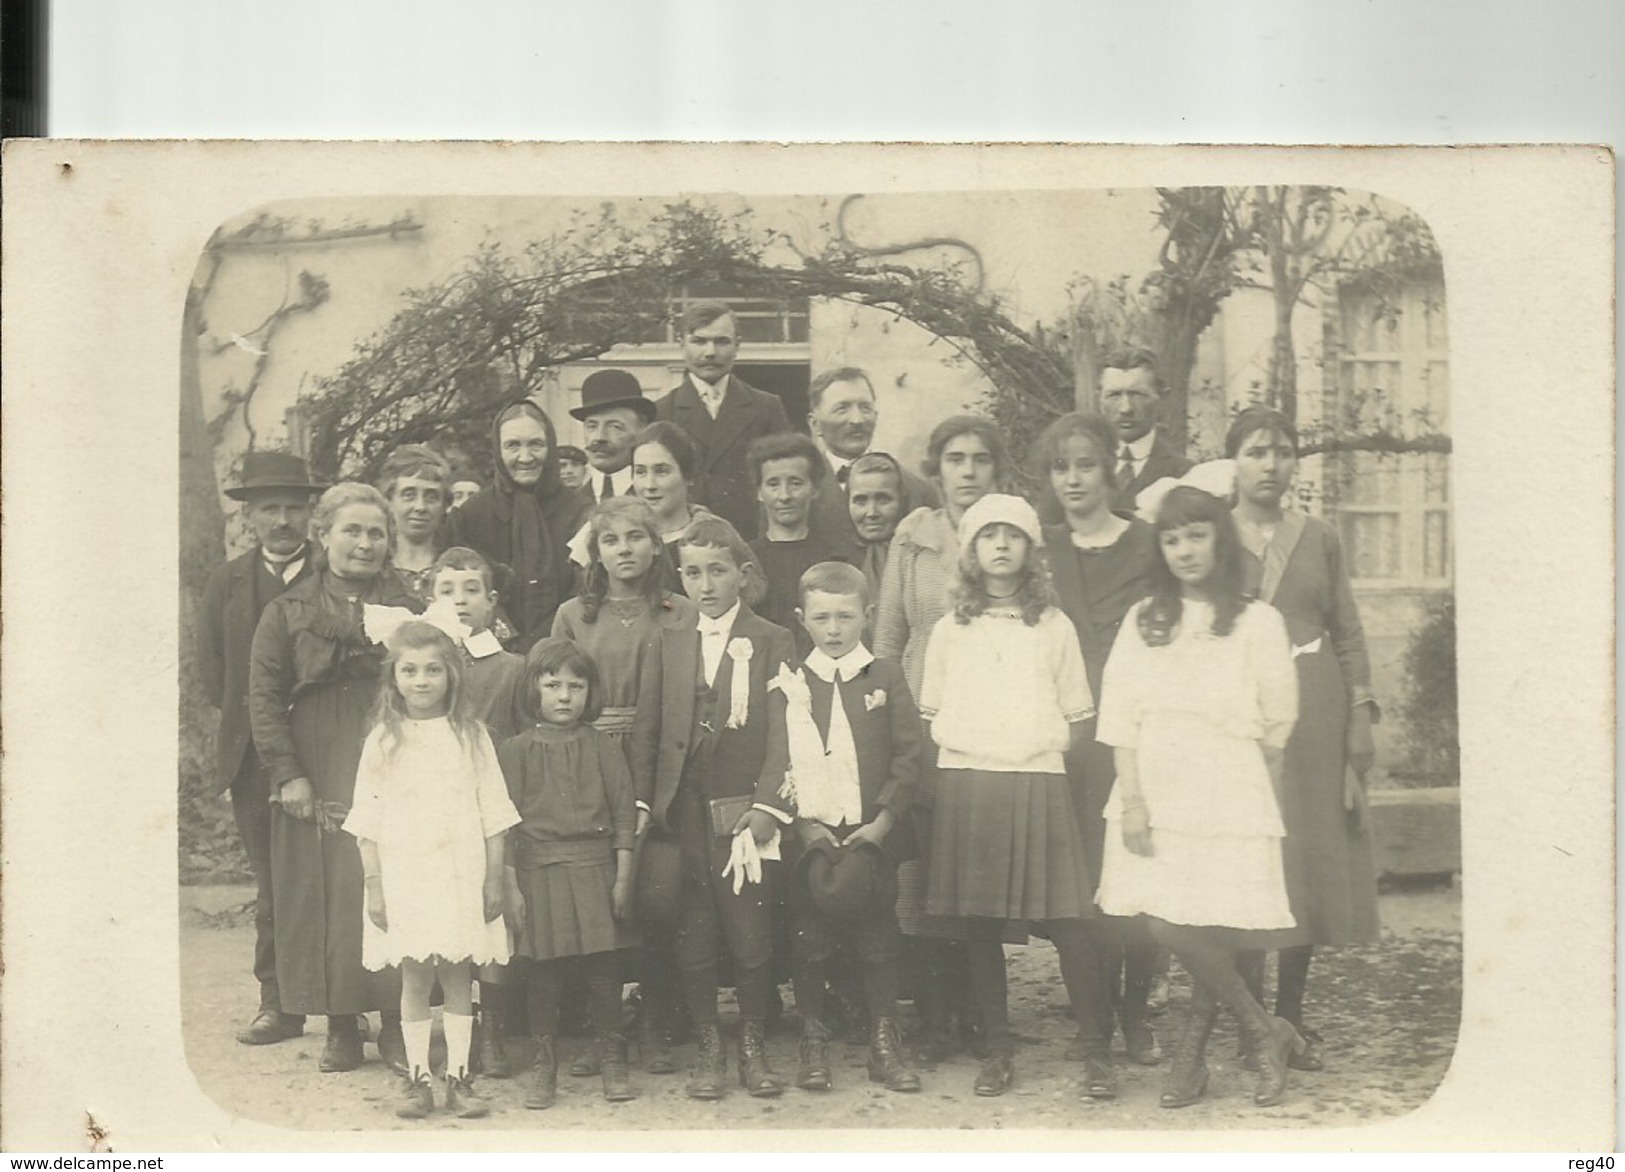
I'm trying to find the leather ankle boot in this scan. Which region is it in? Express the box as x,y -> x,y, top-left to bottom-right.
445,1069 -> 489,1118
796,1018 -> 833,1091
638,998 -> 676,1074
1241,1010 -> 1305,1107
476,1001 -> 509,1079
686,1023 -> 727,1100
599,1031 -> 636,1102
1159,985 -> 1217,1108
867,1017 -> 921,1093
738,1021 -> 784,1097
524,1036 -> 558,1110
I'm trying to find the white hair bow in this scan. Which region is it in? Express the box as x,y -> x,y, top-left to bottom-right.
362,597 -> 472,648
1135,459 -> 1237,523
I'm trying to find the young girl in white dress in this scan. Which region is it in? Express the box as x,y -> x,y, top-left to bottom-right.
918,493 -> 1113,1098
1094,484 -> 1306,1109
345,619 -> 521,1120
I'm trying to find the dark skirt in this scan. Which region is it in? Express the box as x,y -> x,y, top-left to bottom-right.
926,769 -> 1096,923
514,856 -> 635,961
1280,648 -> 1381,946
271,675 -> 399,1016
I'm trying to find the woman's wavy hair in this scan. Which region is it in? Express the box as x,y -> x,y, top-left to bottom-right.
369,620 -> 482,761
376,443 -> 453,501
950,520 -> 1057,627
1136,486 -> 1251,647
674,515 -> 768,608
921,414 -> 1010,487
1030,412 -> 1119,517
519,637 -> 604,727
311,482 -> 395,547
1224,405 -> 1300,458
576,497 -> 668,623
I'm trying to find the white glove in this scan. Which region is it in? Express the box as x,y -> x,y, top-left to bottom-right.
721,829 -> 764,895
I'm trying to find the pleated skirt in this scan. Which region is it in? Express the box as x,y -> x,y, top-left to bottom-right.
514,858 -> 634,961
925,769 -> 1095,922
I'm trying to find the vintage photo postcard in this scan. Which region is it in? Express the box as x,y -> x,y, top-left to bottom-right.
0,141 -> 1614,1152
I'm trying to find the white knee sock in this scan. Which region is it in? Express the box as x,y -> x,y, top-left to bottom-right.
443,1012 -> 475,1081
401,1017 -> 432,1081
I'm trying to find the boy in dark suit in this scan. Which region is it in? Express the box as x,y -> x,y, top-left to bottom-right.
198,451 -> 325,1045
763,561 -> 923,1094
629,515 -> 795,1100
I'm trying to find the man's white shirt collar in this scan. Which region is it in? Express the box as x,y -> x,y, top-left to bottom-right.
1121,429 -> 1157,463
697,600 -> 742,638
802,644 -> 875,683
587,465 -> 634,498
691,373 -> 731,415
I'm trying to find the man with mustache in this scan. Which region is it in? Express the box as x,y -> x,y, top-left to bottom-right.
570,369 -> 655,504
198,451 -> 325,1046
804,367 -> 939,544
654,301 -> 791,541
1100,348 -> 1192,512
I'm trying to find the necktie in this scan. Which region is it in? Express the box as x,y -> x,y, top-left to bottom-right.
600,477 -> 615,501
1118,453 -> 1136,487
265,555 -> 303,584
836,463 -> 850,488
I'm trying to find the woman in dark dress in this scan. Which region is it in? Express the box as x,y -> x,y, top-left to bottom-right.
1035,412 -> 1163,1087
844,451 -> 916,643
377,444 -> 453,603
1228,406 -> 1382,1072
450,400 -> 588,653
249,482 -> 423,1072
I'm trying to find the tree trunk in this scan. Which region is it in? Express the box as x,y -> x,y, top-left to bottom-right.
178,282 -> 225,789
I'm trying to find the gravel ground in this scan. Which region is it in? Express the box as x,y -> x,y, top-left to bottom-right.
179,882 -> 1460,1137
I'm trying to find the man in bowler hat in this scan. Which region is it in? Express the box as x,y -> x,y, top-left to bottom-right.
198,451 -> 326,1045
570,369 -> 655,504
654,301 -> 791,541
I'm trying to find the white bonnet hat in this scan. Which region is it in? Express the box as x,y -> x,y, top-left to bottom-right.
1135,459 -> 1237,523
957,493 -> 1045,557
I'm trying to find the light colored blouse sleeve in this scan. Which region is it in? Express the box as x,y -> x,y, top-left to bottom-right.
342,728 -> 388,841
917,613 -> 950,720
470,726 -> 523,838
1095,603 -> 1147,749
1049,609 -> 1096,722
1249,602 -> 1300,749
872,528 -> 911,663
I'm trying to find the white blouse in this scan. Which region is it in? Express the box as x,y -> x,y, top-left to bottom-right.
920,605 -> 1094,774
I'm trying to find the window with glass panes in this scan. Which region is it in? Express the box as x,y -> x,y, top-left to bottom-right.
1327,275 -> 1451,587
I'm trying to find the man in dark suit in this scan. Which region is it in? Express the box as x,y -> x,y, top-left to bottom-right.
653,301 -> 791,541
198,451 -> 325,1045
803,366 -> 940,543
569,368 -> 654,504
1102,348 -> 1193,511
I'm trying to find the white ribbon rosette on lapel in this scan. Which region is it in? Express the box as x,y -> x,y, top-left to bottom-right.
725,637 -> 754,728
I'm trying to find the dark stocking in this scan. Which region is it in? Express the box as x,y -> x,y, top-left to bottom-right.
679,960 -> 719,1027
1048,919 -> 1110,1056
963,939 -> 1010,1057
1274,944 -> 1313,1029
862,958 -> 901,1024
794,960 -> 827,1027
735,961 -> 771,1027
1237,948 -> 1266,1007
526,958 -> 565,1038
583,952 -> 623,1034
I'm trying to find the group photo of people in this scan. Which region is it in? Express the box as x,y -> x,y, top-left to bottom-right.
179,189 -> 1461,1133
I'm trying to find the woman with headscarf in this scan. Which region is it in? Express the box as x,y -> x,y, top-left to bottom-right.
450,400 -> 589,653
844,451 -> 915,641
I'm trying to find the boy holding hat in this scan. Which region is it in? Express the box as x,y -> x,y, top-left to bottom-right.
198,450 -> 326,1045
761,560 -> 924,1094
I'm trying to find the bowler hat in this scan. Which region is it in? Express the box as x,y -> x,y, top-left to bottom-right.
224,451 -> 328,500
798,838 -> 892,921
569,369 -> 655,422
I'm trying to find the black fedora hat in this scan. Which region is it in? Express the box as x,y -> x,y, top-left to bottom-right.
569,368 -> 655,422
224,451 -> 328,501
799,838 -> 893,921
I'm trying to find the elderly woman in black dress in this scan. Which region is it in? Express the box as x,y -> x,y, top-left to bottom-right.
450,400 -> 588,652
